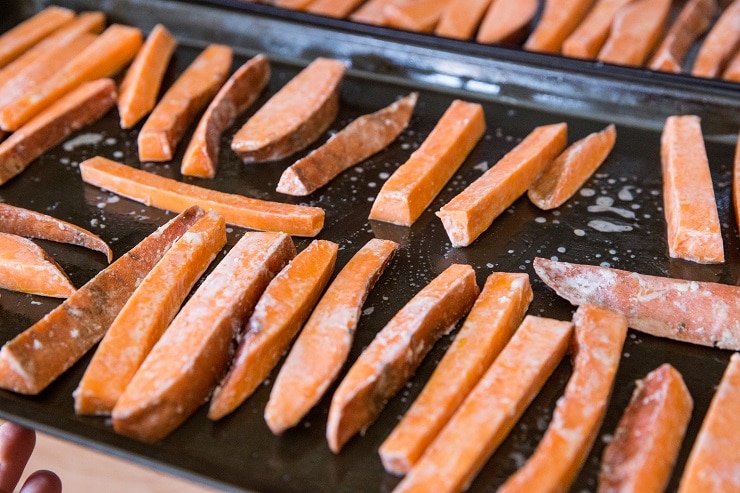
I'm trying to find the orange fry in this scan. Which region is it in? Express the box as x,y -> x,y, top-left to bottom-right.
0,6 -> 75,69
117,24 -> 178,129
379,272 -> 532,475
138,44 -> 232,162
437,122 -> 567,247
370,100 -> 485,226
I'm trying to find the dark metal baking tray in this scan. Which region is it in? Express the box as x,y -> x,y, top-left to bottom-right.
1,1 -> 738,492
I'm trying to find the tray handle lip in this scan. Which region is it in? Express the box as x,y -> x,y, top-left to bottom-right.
192,0 -> 740,98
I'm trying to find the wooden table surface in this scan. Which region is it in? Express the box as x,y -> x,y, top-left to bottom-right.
3,421 -> 217,493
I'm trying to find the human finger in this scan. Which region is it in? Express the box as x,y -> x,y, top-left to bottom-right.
19,470 -> 62,493
0,422 -> 36,493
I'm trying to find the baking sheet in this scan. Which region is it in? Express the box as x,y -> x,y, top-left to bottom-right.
1,2 -> 738,492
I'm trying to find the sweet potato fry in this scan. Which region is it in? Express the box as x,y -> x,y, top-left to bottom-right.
678,353 -> 740,493
350,0 -> 407,25
562,0 -> 635,59
435,0 -> 492,40
0,33 -> 97,116
691,0 -> 740,77
0,79 -> 117,186
499,305 -> 628,493
0,205 -> 203,395
277,93 -> 417,196
231,57 -> 346,163
723,49 -> 740,81
0,203 -> 111,261
0,6 -> 75,69
74,211 -> 227,416
661,115 -> 723,264
138,44 -> 232,162
434,0 -> 491,39
384,0 -> 452,32
0,24 -> 142,132
117,24 -> 178,129
307,0 -> 367,18
599,364 -> 693,493
437,122 -> 567,247
182,55 -> 271,178
524,0 -> 596,53
327,264 -> 479,453
597,0 -> 672,66
476,0 -> 538,44
528,124 -> 616,210
79,156 -> 325,236
208,239 -> 338,420
379,272 -> 532,475
0,12 -> 106,93
275,0 -> 314,9
112,232 -> 296,442
0,232 -> 75,298
533,257 -> 740,350
648,0 -> 717,72
264,238 -> 397,435
394,315 -> 573,493
370,100 -> 485,226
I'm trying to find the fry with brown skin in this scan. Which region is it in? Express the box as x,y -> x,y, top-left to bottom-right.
0,203 -> 112,261
0,206 -> 204,395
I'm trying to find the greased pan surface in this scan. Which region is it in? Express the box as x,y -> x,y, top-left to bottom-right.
0,2 -> 738,492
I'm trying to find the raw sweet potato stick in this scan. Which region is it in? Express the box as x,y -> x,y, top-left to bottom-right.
434,0 -> 492,40
0,232 -> 75,298
499,305 -> 628,493
599,364 -> 693,493
525,0 -> 596,53
384,0 -> 452,32
0,12 -> 106,93
597,0 -> 672,66
533,257 -> 740,350
350,0 -> 409,24
79,156 -> 325,236
369,100 -> 485,226
113,232 -> 296,442
437,122 -> 567,247
264,238 -> 397,435
379,272 -> 532,474
0,33 -> 98,114
691,0 -> 740,78
528,124 -> 616,210
0,203 -> 111,261
231,57 -> 346,163
74,211 -> 227,416
0,205 -> 203,395
0,24 -> 142,132
394,315 -> 573,493
117,24 -> 178,129
678,353 -> 740,493
661,115 -> 724,264
181,54 -> 271,178
307,0 -> 367,18
0,6 -> 75,69
277,93 -> 417,196
208,239 -> 338,420
723,49 -> 740,81
562,0 -> 634,59
274,0 -> 314,9
476,0 -> 538,44
138,44 -> 232,162
327,264 -> 479,453
648,0 -> 717,72
0,79 -> 117,186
